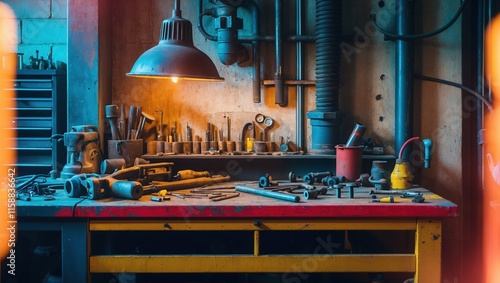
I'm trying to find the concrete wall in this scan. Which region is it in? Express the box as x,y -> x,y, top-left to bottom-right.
3,0 -> 67,69
5,0 -> 465,281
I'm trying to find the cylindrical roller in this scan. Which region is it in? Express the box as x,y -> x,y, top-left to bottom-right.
101,158 -> 126,174
110,181 -> 143,200
304,189 -> 320,200
65,175 -> 84,198
236,186 -> 300,203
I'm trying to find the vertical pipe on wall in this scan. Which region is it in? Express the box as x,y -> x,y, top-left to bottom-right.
275,0 -> 286,106
295,0 -> 304,149
241,1 -> 262,104
395,0 -> 415,158
307,0 -> 343,154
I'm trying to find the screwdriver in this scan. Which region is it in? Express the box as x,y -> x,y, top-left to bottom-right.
372,196 -> 394,203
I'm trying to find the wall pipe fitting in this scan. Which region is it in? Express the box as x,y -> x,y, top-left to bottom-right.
240,0 -> 262,103
295,0 -> 305,149
395,0 -> 415,158
307,0 -> 343,154
198,0 -> 262,103
274,0 -> 286,106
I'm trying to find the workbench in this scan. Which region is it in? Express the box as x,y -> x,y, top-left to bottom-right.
16,181 -> 457,283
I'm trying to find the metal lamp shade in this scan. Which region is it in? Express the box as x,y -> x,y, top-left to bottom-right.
127,3 -> 223,82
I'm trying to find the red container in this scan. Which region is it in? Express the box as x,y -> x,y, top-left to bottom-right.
335,145 -> 363,181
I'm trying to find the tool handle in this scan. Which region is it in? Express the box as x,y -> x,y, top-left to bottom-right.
106,105 -> 121,140
235,186 -> 300,203
127,106 -> 136,140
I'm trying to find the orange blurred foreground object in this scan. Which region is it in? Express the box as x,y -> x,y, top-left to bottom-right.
484,13 -> 500,283
0,2 -> 17,259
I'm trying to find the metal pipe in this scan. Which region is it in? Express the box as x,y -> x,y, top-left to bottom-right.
235,186 -> 300,203
307,0 -> 343,154
238,35 -> 315,42
275,0 -> 286,106
241,1 -> 262,103
395,0 -> 415,158
296,0 -> 304,149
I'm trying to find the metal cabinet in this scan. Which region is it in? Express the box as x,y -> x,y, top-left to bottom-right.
10,69 -> 67,176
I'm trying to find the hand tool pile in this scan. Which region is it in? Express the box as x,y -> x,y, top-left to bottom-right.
150,186 -> 240,202
106,104 -> 155,140
232,171 -> 427,204
63,162 -> 231,200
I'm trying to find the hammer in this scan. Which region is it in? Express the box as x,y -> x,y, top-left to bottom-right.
135,111 -> 155,139
105,104 -> 121,140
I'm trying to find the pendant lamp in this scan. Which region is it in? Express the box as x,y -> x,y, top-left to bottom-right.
127,0 -> 223,82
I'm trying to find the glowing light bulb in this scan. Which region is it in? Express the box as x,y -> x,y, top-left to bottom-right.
171,77 -> 178,83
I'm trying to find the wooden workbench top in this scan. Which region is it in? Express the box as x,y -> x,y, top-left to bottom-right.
16,181 -> 458,219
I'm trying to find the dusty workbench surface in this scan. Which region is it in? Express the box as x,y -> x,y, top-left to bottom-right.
17,181 -> 458,219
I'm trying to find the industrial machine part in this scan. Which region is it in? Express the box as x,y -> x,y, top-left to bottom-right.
236,186 -> 300,203
322,175 -> 346,187
64,173 -> 100,197
105,104 -> 121,140
411,195 -> 425,203
356,173 -> 370,187
258,174 -> 277,187
345,182 -> 359,199
303,187 -> 327,200
345,122 -> 366,147
333,184 -> 345,198
199,0 -> 245,65
80,162 -> 174,200
60,125 -> 101,179
302,171 -> 333,185
307,0 -> 343,154
391,137 -> 433,190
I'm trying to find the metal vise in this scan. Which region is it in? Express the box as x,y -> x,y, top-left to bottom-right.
60,125 -> 101,179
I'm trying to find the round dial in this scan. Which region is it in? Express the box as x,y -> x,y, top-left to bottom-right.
263,117 -> 274,127
255,114 -> 265,123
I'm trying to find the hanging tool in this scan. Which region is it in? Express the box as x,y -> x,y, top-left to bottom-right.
105,104 -> 121,140
254,113 -> 274,141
